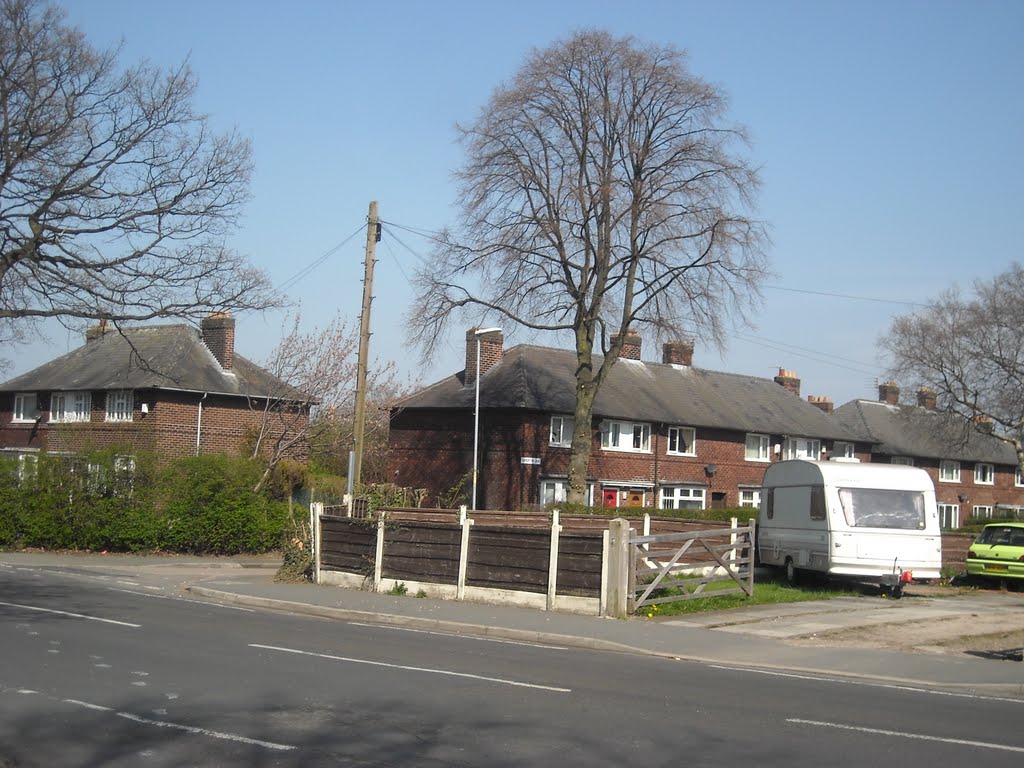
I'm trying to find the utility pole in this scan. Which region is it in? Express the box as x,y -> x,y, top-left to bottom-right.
351,201 -> 379,493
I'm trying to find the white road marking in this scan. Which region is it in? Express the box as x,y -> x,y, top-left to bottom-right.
708,665 -> 1024,704
250,643 -> 572,693
56,697 -> 296,751
0,601 -> 140,627
346,622 -> 570,650
787,718 -> 1024,753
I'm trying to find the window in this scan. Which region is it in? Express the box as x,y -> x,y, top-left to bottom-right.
939,460 -> 960,483
12,393 -> 38,422
745,433 -> 770,462
832,442 -> 855,459
600,420 -> 651,452
549,415 -> 574,447
937,503 -> 959,530
891,456 -> 914,466
1017,467 -> 1023,487
838,487 -> 926,529
105,390 -> 133,422
17,453 -> 38,484
540,479 -> 593,506
661,485 -> 706,510
50,391 -> 92,423
738,488 -> 761,509
667,426 -> 696,456
783,438 -> 821,461
972,505 -> 994,520
974,463 -> 994,485
810,486 -> 827,520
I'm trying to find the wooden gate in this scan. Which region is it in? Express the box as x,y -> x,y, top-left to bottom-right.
630,520 -> 755,612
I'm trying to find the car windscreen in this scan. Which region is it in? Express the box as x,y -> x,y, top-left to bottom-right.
975,526 -> 1024,546
837,487 -> 927,529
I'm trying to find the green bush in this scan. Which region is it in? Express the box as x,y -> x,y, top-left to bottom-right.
0,451 -> 290,554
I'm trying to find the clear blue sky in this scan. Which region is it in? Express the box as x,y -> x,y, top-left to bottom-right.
13,0 -> 1023,408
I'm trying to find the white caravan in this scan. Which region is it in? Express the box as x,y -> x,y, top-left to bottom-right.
757,460 -> 942,594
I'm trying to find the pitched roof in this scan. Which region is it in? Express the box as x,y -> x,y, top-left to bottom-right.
833,399 -> 1017,465
0,325 -> 306,401
400,344 -> 856,440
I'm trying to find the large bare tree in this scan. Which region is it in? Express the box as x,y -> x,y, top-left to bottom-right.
881,263 -> 1024,477
410,30 -> 767,502
0,0 -> 276,370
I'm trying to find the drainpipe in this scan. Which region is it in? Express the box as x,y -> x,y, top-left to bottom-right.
196,392 -> 208,456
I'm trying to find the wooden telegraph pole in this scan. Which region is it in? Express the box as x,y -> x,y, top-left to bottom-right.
352,201 -> 380,492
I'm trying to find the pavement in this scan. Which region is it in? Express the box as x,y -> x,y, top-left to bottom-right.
3,551 -> 1024,699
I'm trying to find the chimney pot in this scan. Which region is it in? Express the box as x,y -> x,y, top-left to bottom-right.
807,395 -> 834,414
774,367 -> 801,397
878,381 -> 900,405
916,387 -> 937,410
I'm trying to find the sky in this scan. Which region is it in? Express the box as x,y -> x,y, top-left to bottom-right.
9,0 -> 1023,407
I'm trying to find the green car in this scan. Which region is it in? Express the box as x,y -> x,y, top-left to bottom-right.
966,523 -> 1024,582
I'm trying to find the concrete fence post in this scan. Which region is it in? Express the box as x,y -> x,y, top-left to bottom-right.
546,509 -> 562,611
373,511 -> 385,592
311,502 -> 323,584
457,506 -> 474,600
605,518 -> 632,619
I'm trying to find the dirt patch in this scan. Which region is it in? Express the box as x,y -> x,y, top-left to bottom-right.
789,611 -> 1024,660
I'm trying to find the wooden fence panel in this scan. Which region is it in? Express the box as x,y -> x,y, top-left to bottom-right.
466,527 -> 551,593
554,532 -> 604,595
320,516 -> 376,575
381,522 -> 462,583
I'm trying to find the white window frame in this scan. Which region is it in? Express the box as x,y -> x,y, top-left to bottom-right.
1017,466 -> 1023,487
666,426 -> 696,456
974,462 -> 994,485
937,502 -> 959,529
738,488 -> 761,509
105,390 -> 134,422
660,485 -> 706,510
832,441 -> 855,459
744,433 -> 770,462
939,460 -> 960,483
972,505 -> 994,520
549,415 -> 574,448
540,479 -> 593,506
12,393 -> 38,423
50,391 -> 92,423
600,420 -> 651,453
17,453 -> 38,483
783,438 -> 821,461
891,456 -> 914,466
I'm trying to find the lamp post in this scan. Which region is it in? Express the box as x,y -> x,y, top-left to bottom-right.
472,327 -> 502,511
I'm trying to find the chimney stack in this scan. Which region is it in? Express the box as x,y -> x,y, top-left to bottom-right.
611,330 -> 642,360
916,387 -> 937,410
774,368 -> 801,397
201,312 -> 236,370
84,321 -> 109,343
807,395 -> 834,414
663,340 -> 694,366
464,327 -> 504,388
878,381 -> 900,405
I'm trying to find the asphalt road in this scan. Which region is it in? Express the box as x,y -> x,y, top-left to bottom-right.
2,565 -> 1023,767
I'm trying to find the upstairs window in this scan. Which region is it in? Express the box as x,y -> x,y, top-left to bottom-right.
667,426 -> 696,456
974,463 -> 994,485
105,390 -> 134,422
939,460 -> 960,483
601,420 -> 651,452
549,415 -> 574,448
50,392 -> 92,423
745,433 -> 770,462
783,438 -> 821,461
891,456 -> 914,466
13,393 -> 38,423
1017,467 -> 1023,487
832,441 -> 855,459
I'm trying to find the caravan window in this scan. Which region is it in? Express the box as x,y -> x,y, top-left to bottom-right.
837,487 -> 926,530
810,486 -> 826,520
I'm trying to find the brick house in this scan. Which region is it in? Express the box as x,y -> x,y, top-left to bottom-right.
833,383 -> 1024,528
0,314 -> 312,466
388,328 -> 862,511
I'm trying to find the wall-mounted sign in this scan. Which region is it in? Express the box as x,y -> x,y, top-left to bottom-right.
520,457 -> 541,465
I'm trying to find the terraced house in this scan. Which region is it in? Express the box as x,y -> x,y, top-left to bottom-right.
389,329 -> 862,511
0,314 -> 312,469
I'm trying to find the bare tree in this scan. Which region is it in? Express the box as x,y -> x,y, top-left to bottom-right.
251,313 -> 401,492
409,30 -> 767,502
0,0 -> 276,370
881,263 -> 1024,477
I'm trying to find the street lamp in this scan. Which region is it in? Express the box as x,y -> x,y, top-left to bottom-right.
472,327 -> 502,511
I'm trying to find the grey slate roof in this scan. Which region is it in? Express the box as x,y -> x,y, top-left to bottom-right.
833,399 -> 1017,465
0,325 -> 305,401
400,344 -> 856,440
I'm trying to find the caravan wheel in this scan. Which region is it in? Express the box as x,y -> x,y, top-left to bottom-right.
785,558 -> 798,586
